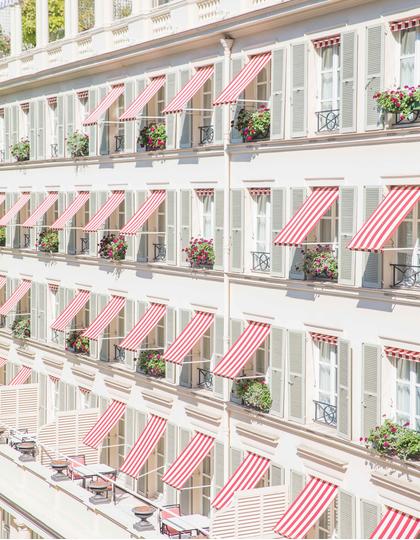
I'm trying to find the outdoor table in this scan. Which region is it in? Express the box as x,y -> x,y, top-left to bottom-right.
87,480 -> 111,503
161,513 -> 210,534
51,459 -> 68,481
16,441 -> 36,461
72,463 -> 117,488
133,505 -> 156,529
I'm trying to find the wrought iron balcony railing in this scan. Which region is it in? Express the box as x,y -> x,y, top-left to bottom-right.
197,368 -> 213,390
198,125 -> 214,145
0,149 -> 5,162
114,135 -> 125,153
390,263 -> 420,288
153,243 -> 166,262
50,143 -> 58,158
394,110 -> 420,126
251,251 -> 271,272
114,345 -> 126,362
314,400 -> 337,427
23,233 -> 31,249
80,237 -> 89,254
316,109 -> 340,132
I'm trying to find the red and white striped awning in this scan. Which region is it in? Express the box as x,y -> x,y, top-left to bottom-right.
120,76 -> 166,121
0,193 -> 6,206
0,357 -> 7,368
273,476 -> 338,538
119,303 -> 167,352
51,192 -> 90,230
0,276 -> 6,290
0,280 -> 31,316
84,191 -> 125,232
370,507 -> 420,539
0,193 -> 31,226
384,346 -> 420,362
120,415 -> 167,478
120,190 -> 166,235
83,84 -> 125,126
79,386 -> 91,395
162,432 -> 215,489
163,65 -> 214,114
22,192 -> 58,227
273,187 -> 339,246
51,289 -> 91,332
212,452 -> 270,510
9,366 -> 32,386
213,52 -> 272,105
82,399 -> 126,449
213,321 -> 271,379
249,187 -> 271,197
313,34 -> 341,48
349,186 -> 420,252
390,16 -> 420,32
82,295 -> 126,340
310,332 -> 338,345
195,189 -> 214,198
49,374 -> 60,384
163,311 -> 214,365
77,90 -> 89,100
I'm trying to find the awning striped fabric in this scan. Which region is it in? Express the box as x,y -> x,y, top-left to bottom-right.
120,415 -> 167,478
384,346 -> 420,362
120,303 -> 167,352
195,188 -> 214,198
163,65 -> 214,114
0,357 -> 7,368
120,76 -> 166,121
213,321 -> 271,379
273,476 -> 338,538
51,192 -> 90,230
349,186 -> 420,252
9,366 -> 32,386
79,386 -> 91,395
0,193 -> 31,226
22,192 -> 58,227
213,52 -> 272,105
313,34 -> 341,48
82,399 -> 126,449
82,295 -> 126,340
120,190 -> 166,235
390,16 -> 420,32
50,289 -> 91,332
162,432 -> 215,489
49,374 -> 60,384
0,276 -> 6,290
370,508 -> 420,539
83,191 -> 125,232
273,187 -> 339,246
83,84 -> 125,126
163,311 -> 214,365
310,332 -> 338,345
249,187 -> 271,197
0,280 -> 31,316
212,452 -> 270,510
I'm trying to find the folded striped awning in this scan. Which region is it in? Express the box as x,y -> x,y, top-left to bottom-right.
313,34 -> 341,48
390,16 -> 420,32
120,303 -> 167,352
163,65 -> 214,114
0,276 -> 6,290
212,452 -> 270,510
9,365 -> 32,386
370,507 -> 420,539
82,295 -> 126,340
84,191 -> 125,232
120,76 -> 166,121
273,187 -> 339,246
310,332 -> 338,345
82,399 -> 126,449
51,289 -> 91,332
349,186 -> 420,252
162,432 -> 215,489
120,190 -> 166,235
22,192 -> 59,227
0,357 -> 7,368
273,476 -> 338,538
213,321 -> 271,379
384,346 -> 420,362
83,84 -> 125,126
120,415 -> 167,478
0,280 -> 31,316
163,311 -> 214,365
51,192 -> 90,230
214,52 -> 272,105
0,193 -> 31,226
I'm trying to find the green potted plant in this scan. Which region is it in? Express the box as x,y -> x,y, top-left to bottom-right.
66,131 -> 89,157
0,226 -> 5,247
139,123 -> 167,151
183,238 -> 215,269
235,378 -> 272,413
363,418 -> 420,461
235,105 -> 271,142
0,25 -> 10,57
66,330 -> 89,355
374,86 -> 420,122
11,318 -> 30,340
98,233 -> 127,261
300,245 -> 338,281
136,350 -> 165,378
11,138 -> 30,162
36,229 -> 59,253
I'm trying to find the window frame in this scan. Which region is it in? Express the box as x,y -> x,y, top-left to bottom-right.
399,27 -> 420,87
394,357 -> 420,430
318,44 -> 341,112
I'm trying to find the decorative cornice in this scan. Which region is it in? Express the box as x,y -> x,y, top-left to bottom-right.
141,388 -> 174,418
104,376 -> 133,402
371,472 -> 420,519
42,356 -> 64,379
297,445 -> 348,485
0,341 -> 10,353
184,404 -> 222,437
236,422 -> 279,458
70,365 -> 96,390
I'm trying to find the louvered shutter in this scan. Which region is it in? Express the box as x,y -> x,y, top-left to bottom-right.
29,192 -> 42,248
87,88 -> 97,155
97,294 -> 108,362
165,307 -> 176,383
291,43 -> 307,137
88,293 -> 99,358
362,187 -> 383,288
124,80 -> 135,152
57,95 -> 65,158
271,188 -> 285,276
289,188 -> 305,279
30,282 -> 38,340
66,192 -> 76,254
337,339 -> 352,439
165,423 -> 178,504
179,428 -> 192,512
213,315 -> 224,397
37,283 -> 47,342
231,57 -> 244,143
124,299 -> 136,370
213,61 -> 224,144
180,190 -> 191,267
270,327 -> 285,416
29,102 -> 37,160
214,189 -> 224,270
230,447 -> 242,475
270,464 -> 285,487
338,187 -> 356,285
288,330 -> 306,423
179,68 -> 192,148
361,500 -> 381,539
5,193 -> 16,248
125,190 -> 135,260
37,100 -> 46,159
290,470 -> 305,502
340,32 -> 357,133
98,87 -> 109,155
4,106 -> 10,161
271,48 -> 285,139
361,343 -> 381,437
338,490 -> 355,539
214,440 -> 224,495
165,73 -> 177,150
11,105 -> 18,146
230,189 -> 243,272
66,93 -> 75,156
179,309 -> 192,387
58,192 -> 67,254
39,373 -> 48,425
230,319 -> 243,399
165,190 -> 176,265
365,25 -> 384,130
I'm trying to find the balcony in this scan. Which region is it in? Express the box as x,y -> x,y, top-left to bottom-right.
316,109 -> 340,132
114,135 -> 125,153
390,263 -> 420,289
313,400 -> 337,427
197,367 -> 213,390
251,251 -> 270,272
198,125 -> 214,145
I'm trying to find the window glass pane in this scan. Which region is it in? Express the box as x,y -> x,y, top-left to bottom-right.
321,47 -> 333,70
397,220 -> 413,248
401,29 -> 416,56
397,358 -> 411,381
321,73 -> 333,101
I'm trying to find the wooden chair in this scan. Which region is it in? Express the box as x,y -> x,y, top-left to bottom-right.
159,504 -> 192,538
67,454 -> 86,480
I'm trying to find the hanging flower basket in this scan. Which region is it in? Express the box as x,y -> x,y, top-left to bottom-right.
0,226 -> 5,247
67,131 -> 89,157
66,330 -> 89,355
235,106 -> 270,142
183,238 -> 215,269
11,138 -> 30,162
235,378 -> 272,413
374,86 -> 420,121
36,229 -> 59,253
139,123 -> 167,151
11,318 -> 30,340
299,245 -> 338,281
136,350 -> 165,378
363,418 -> 420,461
98,234 -> 127,261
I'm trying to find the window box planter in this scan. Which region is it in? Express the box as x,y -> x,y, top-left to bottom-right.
136,350 -> 165,378
300,245 -> 338,281
234,378 -> 272,413
235,106 -> 270,142
374,86 -> 420,122
66,330 -> 89,355
11,138 -> 30,162
11,318 -> 30,340
36,229 -> 59,253
183,238 -> 215,269
139,123 -> 167,152
67,131 -> 89,158
98,234 -> 127,261
364,419 -> 420,461
0,227 -> 5,247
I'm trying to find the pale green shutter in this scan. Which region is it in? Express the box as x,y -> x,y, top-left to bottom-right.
125,190 -> 135,260
213,441 -> 224,495
11,105 -> 18,146
270,327 -> 285,416
88,88 -> 97,155
213,315 -> 224,397
165,73 -> 177,150
230,189 -> 243,272
29,102 -> 37,160
30,282 -> 38,340
362,187 -> 383,288
179,68 -> 192,148
271,48 -> 285,139
230,447 -> 242,475
4,107 -> 10,161
337,490 -> 355,539
135,191 -> 147,262
288,330 -> 306,423
66,93 -> 75,151
214,189 -> 224,270
165,423 -> 178,504
213,61 -> 224,144
290,470 -> 305,502
271,188 -> 285,276
338,187 -> 356,285
124,80 -> 135,152
37,283 -> 47,342
361,343 -> 381,437
98,87 -> 109,155
340,32 -> 357,133
360,500 -> 381,539
37,100 -> 46,160
365,25 -> 384,130
291,43 -> 307,137
231,57 -> 244,143
66,192 -> 76,254
57,95 -> 65,158
89,293 -> 99,358
289,188 -> 305,279
165,307 -> 176,383
166,190 -> 176,265
179,428 -> 192,512
337,339 -> 352,439
179,309 -> 192,387
124,299 -> 135,369
97,294 -> 108,362
180,190 -> 191,266
58,192 -> 67,254
270,464 -> 285,486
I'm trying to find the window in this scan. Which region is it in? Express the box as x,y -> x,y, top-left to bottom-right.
201,194 -> 214,239
202,455 -> 211,516
317,501 -> 338,539
78,0 -> 94,32
22,0 -> 36,50
400,28 -> 420,87
20,105 -> 29,140
156,85 -> 165,118
318,201 -> 339,244
113,0 -> 132,20
0,110 -> 5,161
48,0 -> 65,42
48,102 -> 58,157
156,437 -> 164,494
253,194 -> 271,253
317,342 -> 337,406
117,416 -> 125,467
77,94 -> 89,129
319,45 -> 340,112
396,203 -> 420,268
395,358 -> 420,431
256,66 -> 270,103
202,78 -> 213,127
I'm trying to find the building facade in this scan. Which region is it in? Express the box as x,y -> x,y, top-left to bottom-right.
0,0 -> 419,538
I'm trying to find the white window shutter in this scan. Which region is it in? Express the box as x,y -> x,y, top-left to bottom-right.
66,192 -> 76,254
11,105 -> 18,146
87,88 -> 97,155
165,423 -> 178,504
58,192 -> 67,254
179,68 -> 192,148
29,102 -> 37,160
165,73 -> 177,150
98,87 -> 109,155
180,189 -> 191,266
30,282 -> 38,340
271,188 -> 285,276
271,48 -> 286,140
214,189 -> 224,270
340,31 -> 357,133
360,500 -> 381,539
291,43 -> 307,137
37,100 -> 46,160
290,470 -> 305,502
134,190 -> 147,262
230,57 -> 244,143
165,307 -> 176,383
230,447 -> 242,476
4,106 -> 10,161
270,327 -> 285,416
337,339 -> 352,439
213,61 -> 224,144
213,440 -> 224,496
338,490 -> 355,539
37,283 -> 47,342
165,190 -> 177,265
124,80 -> 135,152
361,343 -> 381,437
287,330 -> 306,423
57,95 -> 65,158
289,188 -> 305,280
66,93 -> 75,145
362,187 -> 383,288
338,186 -> 357,285
213,314 -> 224,398
179,309 -> 192,387
365,25 -> 384,130
230,189 -> 243,273
124,190 -> 135,260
